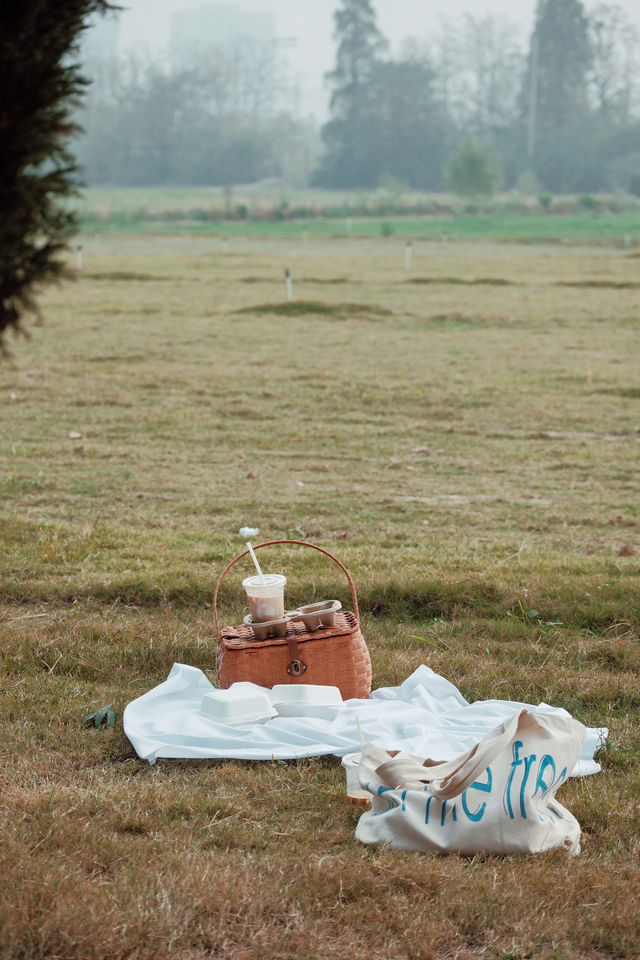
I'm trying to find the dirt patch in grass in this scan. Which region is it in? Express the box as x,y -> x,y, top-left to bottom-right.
298,276 -> 352,284
235,300 -> 392,318
406,276 -> 516,286
426,312 -> 516,327
83,271 -> 173,282
595,386 -> 640,399
239,276 -> 351,285
558,279 -> 640,289
85,353 -> 147,363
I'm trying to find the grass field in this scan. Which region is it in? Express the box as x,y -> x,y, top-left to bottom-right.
78,211 -> 640,244
74,186 -> 640,244
1,224 -> 640,959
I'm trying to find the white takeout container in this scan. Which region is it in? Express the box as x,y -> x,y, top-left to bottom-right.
341,752 -> 371,804
270,683 -> 343,720
199,683 -> 277,726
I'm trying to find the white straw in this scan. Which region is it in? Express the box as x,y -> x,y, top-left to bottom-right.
246,542 -> 263,579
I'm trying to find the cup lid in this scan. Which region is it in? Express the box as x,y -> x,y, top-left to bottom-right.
341,752 -> 362,767
242,574 -> 287,589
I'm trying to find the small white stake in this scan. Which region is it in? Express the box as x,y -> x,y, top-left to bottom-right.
624,233 -> 631,249
346,217 -> 352,234
284,267 -> 293,301
405,240 -> 413,270
76,244 -> 83,270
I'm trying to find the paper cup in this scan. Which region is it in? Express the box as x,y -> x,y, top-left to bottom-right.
242,574 -> 286,623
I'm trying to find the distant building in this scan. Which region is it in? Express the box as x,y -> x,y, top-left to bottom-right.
170,2 -> 276,63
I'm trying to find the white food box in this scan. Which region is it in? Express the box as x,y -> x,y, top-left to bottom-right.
270,684 -> 343,720
199,683 -> 277,726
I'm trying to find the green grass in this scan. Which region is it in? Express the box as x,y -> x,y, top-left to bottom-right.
74,185 -> 640,244
1,230 -> 639,959
77,209 -> 640,243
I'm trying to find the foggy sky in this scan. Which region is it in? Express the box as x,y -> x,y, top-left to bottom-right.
114,0 -> 640,118
119,0 -> 534,67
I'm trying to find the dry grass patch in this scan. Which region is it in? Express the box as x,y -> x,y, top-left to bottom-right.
0,234 -> 639,958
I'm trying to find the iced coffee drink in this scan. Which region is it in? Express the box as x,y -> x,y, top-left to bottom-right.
242,574 -> 286,622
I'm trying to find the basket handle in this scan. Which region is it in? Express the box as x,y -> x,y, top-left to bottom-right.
213,539 -> 359,640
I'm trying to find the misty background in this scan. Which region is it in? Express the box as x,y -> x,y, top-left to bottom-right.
74,0 -> 640,195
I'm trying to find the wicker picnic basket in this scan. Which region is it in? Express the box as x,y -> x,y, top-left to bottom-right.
214,540 -> 372,700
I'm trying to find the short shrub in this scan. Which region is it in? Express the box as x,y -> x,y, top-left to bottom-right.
579,194 -> 599,211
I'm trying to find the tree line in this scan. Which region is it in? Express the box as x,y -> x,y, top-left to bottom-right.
2,1 -> 639,346
75,37 -> 314,188
315,0 -> 640,195
71,0 -> 640,195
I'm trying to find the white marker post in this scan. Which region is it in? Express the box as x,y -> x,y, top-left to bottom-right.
346,217 -> 352,235
284,267 -> 293,301
221,235 -> 229,253
76,244 -> 83,270
624,233 -> 631,249
405,240 -> 413,270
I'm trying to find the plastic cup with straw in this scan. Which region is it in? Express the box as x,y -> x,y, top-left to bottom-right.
247,541 -> 263,578
341,716 -> 371,804
242,542 -> 287,622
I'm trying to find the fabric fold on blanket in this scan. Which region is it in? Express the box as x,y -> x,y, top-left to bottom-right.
123,663 -> 607,775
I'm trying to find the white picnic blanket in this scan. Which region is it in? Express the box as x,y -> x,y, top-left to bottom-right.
123,664 -> 607,776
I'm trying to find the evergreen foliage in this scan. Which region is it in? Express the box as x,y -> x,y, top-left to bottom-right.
314,0 -> 388,187
531,0 -> 592,131
326,0 -> 388,117
368,61 -> 451,191
0,2 -> 114,344
521,0 -> 594,190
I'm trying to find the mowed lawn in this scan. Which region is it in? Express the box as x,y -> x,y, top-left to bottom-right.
1,230 -> 639,959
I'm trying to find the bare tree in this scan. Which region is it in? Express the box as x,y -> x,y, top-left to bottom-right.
458,14 -> 525,137
403,14 -> 524,136
588,3 -> 640,122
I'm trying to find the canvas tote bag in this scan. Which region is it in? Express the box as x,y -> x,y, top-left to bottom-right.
355,709 -> 587,856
